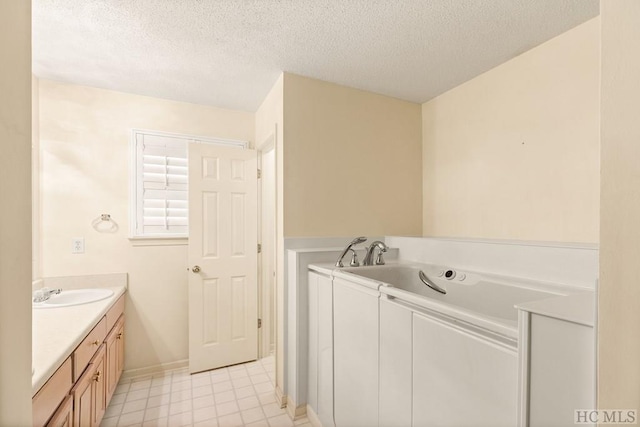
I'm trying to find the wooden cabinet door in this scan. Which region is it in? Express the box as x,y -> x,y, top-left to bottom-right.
72,365 -> 93,427
105,316 -> 124,403
91,345 -> 107,427
72,344 -> 106,427
32,357 -> 73,427
115,320 -> 125,387
45,395 -> 72,427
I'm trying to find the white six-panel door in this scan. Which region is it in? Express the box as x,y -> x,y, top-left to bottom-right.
188,142 -> 258,373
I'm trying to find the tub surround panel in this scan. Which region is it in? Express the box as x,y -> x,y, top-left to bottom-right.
283,236 -> 391,409
333,276 -> 380,427
286,249 -> 370,419
516,292 -> 595,327
386,236 -> 598,289
412,311 -> 517,427
518,303 -> 595,426
379,299 -> 412,427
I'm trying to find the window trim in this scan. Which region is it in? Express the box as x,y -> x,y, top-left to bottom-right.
128,236 -> 189,246
129,129 -> 248,241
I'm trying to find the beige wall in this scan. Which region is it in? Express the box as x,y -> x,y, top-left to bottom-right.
254,75 -> 286,397
0,1 -> 33,425
38,79 -> 254,371
422,18 -> 600,243
599,1 -> 640,411
33,77 -> 41,280
283,73 -> 423,237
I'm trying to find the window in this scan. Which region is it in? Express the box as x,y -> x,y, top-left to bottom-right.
131,132 -> 189,238
130,130 -> 246,239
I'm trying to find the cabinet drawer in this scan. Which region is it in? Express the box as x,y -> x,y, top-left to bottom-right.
105,294 -> 125,333
32,357 -> 72,427
74,317 -> 107,381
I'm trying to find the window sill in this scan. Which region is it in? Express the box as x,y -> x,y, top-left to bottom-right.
129,236 -> 188,246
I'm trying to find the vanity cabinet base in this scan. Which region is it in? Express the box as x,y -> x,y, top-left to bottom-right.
33,294 -> 126,427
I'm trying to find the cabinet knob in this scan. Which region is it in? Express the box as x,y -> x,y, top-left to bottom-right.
92,340 -> 100,346
94,371 -> 101,383
117,332 -> 123,340
191,265 -> 201,273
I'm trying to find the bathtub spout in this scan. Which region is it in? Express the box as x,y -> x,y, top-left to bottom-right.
363,241 -> 388,266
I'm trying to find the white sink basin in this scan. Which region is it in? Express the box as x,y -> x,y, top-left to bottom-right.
33,289 -> 114,309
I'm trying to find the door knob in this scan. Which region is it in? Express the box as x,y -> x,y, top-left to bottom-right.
192,265 -> 201,273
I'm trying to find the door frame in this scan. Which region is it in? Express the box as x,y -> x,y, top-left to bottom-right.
257,133 -> 277,358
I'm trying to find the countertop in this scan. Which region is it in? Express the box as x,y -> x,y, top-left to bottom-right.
516,292 -> 595,327
32,284 -> 127,395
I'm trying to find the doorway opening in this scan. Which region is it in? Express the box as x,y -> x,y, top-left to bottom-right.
258,134 -> 277,359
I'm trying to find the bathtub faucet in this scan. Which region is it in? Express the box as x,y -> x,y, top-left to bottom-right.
335,236 -> 367,267
363,241 -> 388,266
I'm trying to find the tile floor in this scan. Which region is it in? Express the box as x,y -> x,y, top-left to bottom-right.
100,356 -> 311,427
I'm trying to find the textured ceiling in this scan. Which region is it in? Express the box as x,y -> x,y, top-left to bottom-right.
33,0 -> 599,112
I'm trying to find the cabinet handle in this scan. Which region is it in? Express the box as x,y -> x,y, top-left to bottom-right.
92,340 -> 100,346
94,371 -> 101,383
116,332 -> 123,340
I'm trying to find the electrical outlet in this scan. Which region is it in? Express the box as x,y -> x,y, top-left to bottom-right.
72,238 -> 85,254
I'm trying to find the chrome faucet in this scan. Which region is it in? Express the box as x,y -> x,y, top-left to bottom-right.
33,287 -> 62,303
336,236 -> 367,267
362,241 -> 388,266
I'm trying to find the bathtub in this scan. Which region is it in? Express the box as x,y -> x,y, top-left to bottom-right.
332,262 -> 575,427
336,263 -> 568,340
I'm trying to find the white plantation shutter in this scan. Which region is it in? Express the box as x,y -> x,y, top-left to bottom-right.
134,133 -> 189,236
131,130 -> 248,238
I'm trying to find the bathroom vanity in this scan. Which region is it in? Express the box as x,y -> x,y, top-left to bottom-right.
32,282 -> 127,427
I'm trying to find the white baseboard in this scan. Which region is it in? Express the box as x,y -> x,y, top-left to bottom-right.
121,359 -> 188,381
275,385 -> 287,409
306,405 -> 322,427
285,396 -> 307,420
